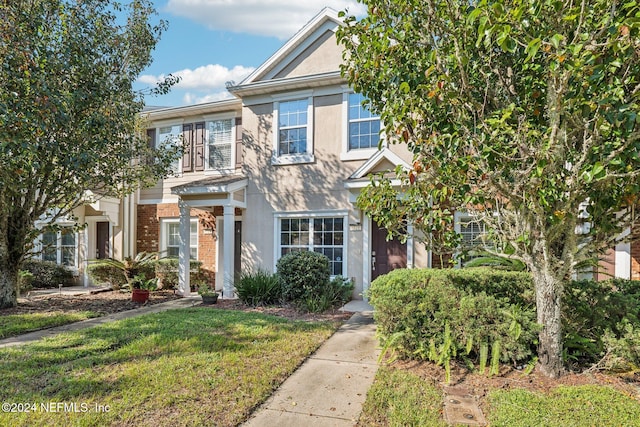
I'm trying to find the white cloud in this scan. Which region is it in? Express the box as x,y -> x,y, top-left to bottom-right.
182,91 -> 234,105
139,64 -> 254,90
165,0 -> 366,39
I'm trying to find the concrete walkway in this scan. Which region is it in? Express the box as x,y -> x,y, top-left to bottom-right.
243,303 -> 379,427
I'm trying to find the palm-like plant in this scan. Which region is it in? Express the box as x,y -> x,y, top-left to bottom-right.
91,252 -> 157,288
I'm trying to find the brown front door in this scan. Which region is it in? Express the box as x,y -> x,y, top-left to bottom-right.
96,222 -> 110,259
371,221 -> 407,280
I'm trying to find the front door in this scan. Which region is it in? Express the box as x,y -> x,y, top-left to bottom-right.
234,221 -> 242,283
96,222 -> 110,259
371,221 -> 407,280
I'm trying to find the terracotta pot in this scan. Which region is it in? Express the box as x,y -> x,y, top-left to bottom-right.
131,289 -> 150,303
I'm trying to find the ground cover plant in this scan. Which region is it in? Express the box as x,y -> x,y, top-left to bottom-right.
0,307 -> 340,426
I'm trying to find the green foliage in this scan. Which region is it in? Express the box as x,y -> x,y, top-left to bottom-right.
339,0 -> 640,377
488,385 -> 640,426
276,251 -> 331,302
463,252 -> 527,271
195,281 -> 218,297
0,0 -> 180,308
17,270 -> 33,294
370,268 -> 539,372
86,263 -> 128,289
563,279 -> 640,368
90,252 -> 157,289
130,274 -> 157,291
21,260 -> 74,289
235,268 -> 281,307
154,258 -> 203,290
357,366 -> 448,427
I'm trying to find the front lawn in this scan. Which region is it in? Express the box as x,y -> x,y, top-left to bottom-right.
0,307 -> 340,426
358,364 -> 640,426
0,311 -> 100,339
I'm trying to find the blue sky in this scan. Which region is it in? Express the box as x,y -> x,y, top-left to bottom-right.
136,0 -> 366,107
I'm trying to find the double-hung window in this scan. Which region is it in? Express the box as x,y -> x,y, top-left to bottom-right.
208,118 -> 234,170
157,124 -> 182,174
161,219 -> 198,259
278,215 -> 345,276
342,92 -> 381,160
274,97 -> 313,164
40,227 -> 77,267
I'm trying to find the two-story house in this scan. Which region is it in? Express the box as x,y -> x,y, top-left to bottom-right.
40,8 -> 639,297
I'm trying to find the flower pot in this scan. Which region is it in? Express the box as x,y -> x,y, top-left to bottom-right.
131,289 -> 150,303
201,294 -> 218,305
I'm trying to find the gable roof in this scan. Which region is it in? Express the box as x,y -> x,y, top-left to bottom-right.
349,148 -> 411,180
228,8 -> 344,96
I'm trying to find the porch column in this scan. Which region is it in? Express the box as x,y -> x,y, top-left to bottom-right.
223,205 -> 235,297
178,199 -> 191,296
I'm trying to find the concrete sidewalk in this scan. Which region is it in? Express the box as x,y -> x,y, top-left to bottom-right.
242,309 -> 379,427
0,296 -> 202,349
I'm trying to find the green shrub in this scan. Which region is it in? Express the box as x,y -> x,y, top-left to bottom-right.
235,268 -> 281,307
276,251 -> 330,302
21,260 -> 75,288
298,276 -> 354,313
369,268 -> 538,372
17,270 -> 34,294
155,258 -> 203,289
86,263 -> 127,289
563,279 -> 640,367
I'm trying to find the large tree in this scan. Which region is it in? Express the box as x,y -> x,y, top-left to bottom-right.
0,0 -> 179,308
338,0 -> 640,377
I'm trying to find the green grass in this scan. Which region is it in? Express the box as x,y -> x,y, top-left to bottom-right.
359,366 -> 640,427
0,311 -> 100,339
357,366 -> 448,427
0,307 -> 340,426
487,385 -> 640,427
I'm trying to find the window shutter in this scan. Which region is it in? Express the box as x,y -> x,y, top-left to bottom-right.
235,117 -> 242,169
195,122 -> 205,171
146,129 -> 156,165
182,123 -> 193,172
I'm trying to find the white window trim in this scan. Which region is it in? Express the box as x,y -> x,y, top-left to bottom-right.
341,91 -> 385,161
155,122 -> 184,177
160,218 -> 198,259
273,210 -> 349,277
454,211 -> 489,268
272,95 -> 315,165
36,222 -> 79,270
204,114 -> 237,174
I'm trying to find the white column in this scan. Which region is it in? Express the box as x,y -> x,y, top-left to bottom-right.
178,200 -> 191,296
615,227 -> 631,279
223,205 -> 235,298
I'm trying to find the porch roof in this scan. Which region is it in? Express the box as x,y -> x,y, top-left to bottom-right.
171,175 -> 247,196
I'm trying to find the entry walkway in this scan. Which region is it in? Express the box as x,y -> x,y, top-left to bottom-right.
243,301 -> 379,427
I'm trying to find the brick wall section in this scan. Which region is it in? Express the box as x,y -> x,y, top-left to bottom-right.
137,203 -> 218,284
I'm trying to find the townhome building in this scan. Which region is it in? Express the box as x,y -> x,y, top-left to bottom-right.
35,8 -> 640,298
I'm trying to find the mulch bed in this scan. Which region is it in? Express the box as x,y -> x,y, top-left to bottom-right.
1,289 -> 352,323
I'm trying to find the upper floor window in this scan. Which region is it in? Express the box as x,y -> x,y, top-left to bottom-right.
157,124 -> 182,174
273,96 -> 314,165
348,93 -> 380,150
341,92 -> 382,161
208,119 -> 233,170
40,227 -> 77,267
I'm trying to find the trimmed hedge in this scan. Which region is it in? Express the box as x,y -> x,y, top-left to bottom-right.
155,258 -> 204,289
369,268 -> 538,367
21,260 -> 75,288
86,263 -> 128,288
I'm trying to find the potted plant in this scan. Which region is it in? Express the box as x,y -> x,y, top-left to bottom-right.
197,281 -> 219,305
130,274 -> 157,303
90,252 -> 157,300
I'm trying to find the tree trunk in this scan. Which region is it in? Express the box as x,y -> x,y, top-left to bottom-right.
0,261 -> 19,309
532,265 -> 564,378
